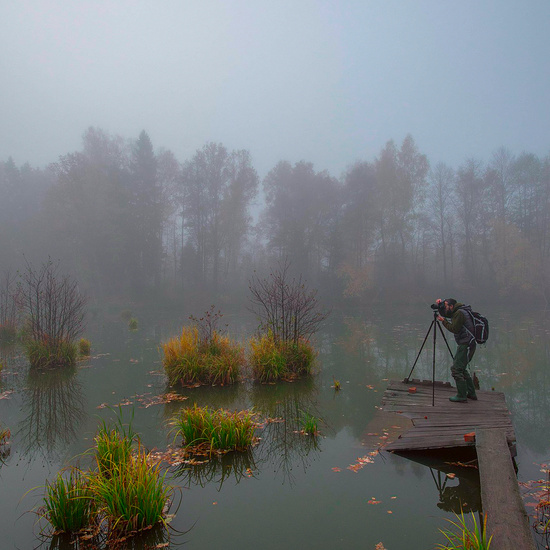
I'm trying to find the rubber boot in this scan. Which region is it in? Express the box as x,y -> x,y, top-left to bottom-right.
449,379 -> 468,403
465,372 -> 477,400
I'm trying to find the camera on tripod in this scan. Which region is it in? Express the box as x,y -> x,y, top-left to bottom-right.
430,301 -> 446,316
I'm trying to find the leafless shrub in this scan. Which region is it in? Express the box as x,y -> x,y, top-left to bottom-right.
189,305 -> 228,346
248,259 -> 329,344
19,259 -> 86,347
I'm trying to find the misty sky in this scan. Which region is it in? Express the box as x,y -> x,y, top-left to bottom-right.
2,1 -> 549,178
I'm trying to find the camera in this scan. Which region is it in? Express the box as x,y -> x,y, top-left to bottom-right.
430,301 -> 446,315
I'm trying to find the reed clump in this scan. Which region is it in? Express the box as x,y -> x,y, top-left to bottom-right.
128,317 -> 139,331
437,511 -> 493,549
78,338 -> 91,356
40,420 -> 173,543
25,337 -> 78,369
89,447 -> 172,536
0,424 -> 10,444
162,326 -> 244,387
299,411 -> 320,436
249,332 -> 316,383
171,404 -> 257,451
42,469 -> 96,534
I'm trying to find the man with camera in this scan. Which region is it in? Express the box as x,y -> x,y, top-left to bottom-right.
436,298 -> 477,403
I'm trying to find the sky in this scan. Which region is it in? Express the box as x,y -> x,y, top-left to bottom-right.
1,0 -> 549,179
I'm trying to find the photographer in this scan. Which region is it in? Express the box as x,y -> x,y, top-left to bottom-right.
435,298 -> 478,403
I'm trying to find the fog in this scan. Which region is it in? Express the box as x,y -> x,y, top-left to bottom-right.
1,1 -> 550,307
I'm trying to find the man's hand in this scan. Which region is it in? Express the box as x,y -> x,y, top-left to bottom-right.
437,315 -> 445,322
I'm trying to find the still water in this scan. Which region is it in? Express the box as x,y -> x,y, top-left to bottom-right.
0,304 -> 548,549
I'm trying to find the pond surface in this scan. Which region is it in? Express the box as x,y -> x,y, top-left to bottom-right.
0,304 -> 549,549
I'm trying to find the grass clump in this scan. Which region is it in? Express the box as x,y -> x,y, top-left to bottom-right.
249,332 -> 316,383
128,317 -> 138,331
25,337 -> 77,369
89,447 -> 172,536
171,404 -> 257,451
0,424 -> 10,445
299,411 -> 319,436
78,338 -> 91,356
93,422 -> 134,478
162,326 -> 244,387
39,416 -> 173,543
437,511 -> 492,549
42,469 -> 96,534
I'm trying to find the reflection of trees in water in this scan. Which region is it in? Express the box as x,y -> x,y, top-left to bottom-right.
173,449 -> 257,491
164,377 -> 323,489
43,522 -> 173,550
18,366 -> 86,459
250,378 -> 322,485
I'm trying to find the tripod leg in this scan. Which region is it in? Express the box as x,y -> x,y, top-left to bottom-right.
405,320 -> 435,382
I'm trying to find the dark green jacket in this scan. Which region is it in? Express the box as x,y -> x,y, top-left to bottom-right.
442,302 -> 475,345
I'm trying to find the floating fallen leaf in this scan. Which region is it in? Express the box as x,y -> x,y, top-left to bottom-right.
212,502 -> 217,505
331,467 -> 341,472
367,499 -> 381,505
375,543 -> 387,550
387,510 -> 393,514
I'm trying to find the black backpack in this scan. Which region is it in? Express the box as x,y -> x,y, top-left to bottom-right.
461,305 -> 489,344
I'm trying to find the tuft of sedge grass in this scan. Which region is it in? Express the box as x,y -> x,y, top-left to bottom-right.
437,510 -> 493,549
93,420 -> 135,478
89,446 -> 172,536
161,327 -> 243,386
249,332 -> 316,382
0,424 -> 11,444
299,411 -> 319,436
41,468 -> 96,534
171,404 -> 257,451
128,318 -> 139,331
332,377 -> 341,390
78,338 -> 91,356
25,337 -> 77,369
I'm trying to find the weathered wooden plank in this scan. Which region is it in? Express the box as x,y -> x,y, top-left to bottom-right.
476,428 -> 536,550
380,380 -> 516,453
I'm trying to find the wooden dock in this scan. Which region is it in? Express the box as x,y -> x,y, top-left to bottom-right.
381,379 -> 516,454
380,379 -> 536,550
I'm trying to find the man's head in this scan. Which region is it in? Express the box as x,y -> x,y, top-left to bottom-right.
444,298 -> 457,316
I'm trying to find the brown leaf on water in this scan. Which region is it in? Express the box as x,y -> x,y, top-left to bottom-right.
367,499 -> 381,505
375,544 -> 387,550
331,467 -> 342,472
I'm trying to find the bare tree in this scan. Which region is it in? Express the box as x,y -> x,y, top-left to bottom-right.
19,259 -> 86,368
248,259 -> 329,344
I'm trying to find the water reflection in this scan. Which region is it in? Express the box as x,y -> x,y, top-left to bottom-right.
392,450 -> 481,514
173,449 -> 257,490
42,522 -> 173,550
18,366 -> 86,459
250,378 -> 322,485
163,378 -> 323,489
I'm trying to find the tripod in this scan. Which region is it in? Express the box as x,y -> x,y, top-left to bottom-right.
405,311 -> 454,406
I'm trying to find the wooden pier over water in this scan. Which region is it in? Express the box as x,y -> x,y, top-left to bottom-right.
380,379 -> 535,550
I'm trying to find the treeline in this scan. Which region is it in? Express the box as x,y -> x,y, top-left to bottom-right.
1,127 -> 549,306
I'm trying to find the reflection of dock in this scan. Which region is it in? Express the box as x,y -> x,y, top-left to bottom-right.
381,379 -> 515,454
381,379 -> 535,550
